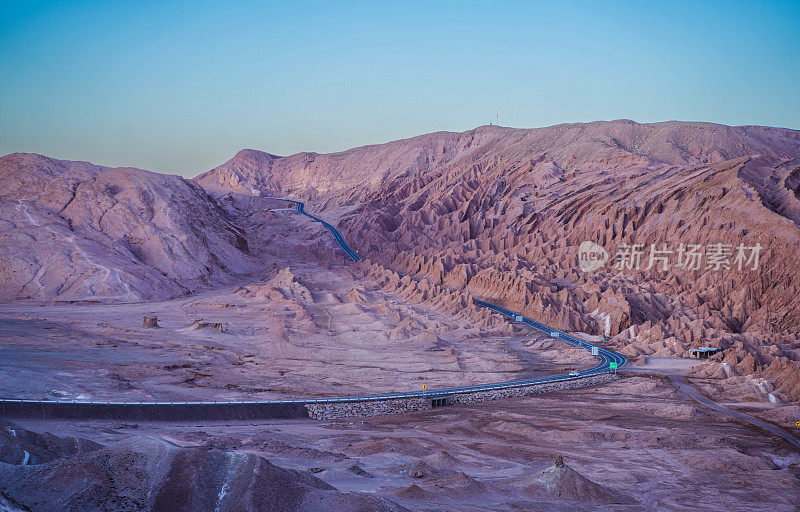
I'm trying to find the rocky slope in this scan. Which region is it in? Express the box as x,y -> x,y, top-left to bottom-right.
1,420 -> 101,466
196,120 -> 800,403
0,153 -> 253,301
519,455 -> 635,504
3,121 -> 798,403
0,424 -> 406,512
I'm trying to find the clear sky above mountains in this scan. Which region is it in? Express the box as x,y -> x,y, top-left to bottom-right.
1,0 -> 798,177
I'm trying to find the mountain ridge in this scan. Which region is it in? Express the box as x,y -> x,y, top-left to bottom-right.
2,119 -> 799,402
194,119 -> 800,201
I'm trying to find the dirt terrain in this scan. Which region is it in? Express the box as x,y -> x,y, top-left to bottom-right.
197,121 -> 800,407
0,196 -> 594,402
1,120 -> 799,510
0,263 -> 595,402
5,375 -> 799,512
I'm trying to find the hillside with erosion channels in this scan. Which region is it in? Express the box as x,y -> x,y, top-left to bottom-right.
3,119 -> 800,510
0,421 -> 407,512
1,120 -> 799,409
196,120 -> 800,405
0,153 -> 253,301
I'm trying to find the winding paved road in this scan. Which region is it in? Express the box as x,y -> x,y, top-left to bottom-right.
0,198 -> 626,418
271,196 -> 627,395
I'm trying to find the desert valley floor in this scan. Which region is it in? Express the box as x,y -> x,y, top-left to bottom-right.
1,121 -> 800,510
1,199 -> 798,512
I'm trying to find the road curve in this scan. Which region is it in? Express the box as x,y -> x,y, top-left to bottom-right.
668,374 -> 800,450
0,198 -> 626,417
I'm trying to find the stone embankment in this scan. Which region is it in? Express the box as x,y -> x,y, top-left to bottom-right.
449,373 -> 616,405
306,398 -> 432,420
305,374 -> 617,419
0,376 -> 617,421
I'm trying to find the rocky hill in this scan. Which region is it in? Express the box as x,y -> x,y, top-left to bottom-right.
3,120 -> 799,403
0,424 -> 407,512
0,153 -> 254,301
195,120 -> 800,402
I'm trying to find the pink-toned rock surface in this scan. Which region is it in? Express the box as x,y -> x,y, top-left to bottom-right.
196,120 -> 800,404
0,428 -> 407,512
0,153 -> 253,301
0,262 -> 589,401
7,376 -> 799,512
2,120 -> 800,510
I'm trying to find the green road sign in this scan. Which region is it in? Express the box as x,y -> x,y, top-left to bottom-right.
609,362 -> 618,370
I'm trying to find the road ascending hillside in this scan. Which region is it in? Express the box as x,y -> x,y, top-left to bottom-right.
276,197 -> 628,395
0,198 -> 626,418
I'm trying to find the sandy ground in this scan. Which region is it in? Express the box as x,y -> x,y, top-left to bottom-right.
0,197 -> 597,403
0,264 -> 594,402
626,358 -> 800,446
11,375 -> 799,512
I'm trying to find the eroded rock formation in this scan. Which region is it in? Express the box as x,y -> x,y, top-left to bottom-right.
0,153 -> 253,301
196,120 -> 800,402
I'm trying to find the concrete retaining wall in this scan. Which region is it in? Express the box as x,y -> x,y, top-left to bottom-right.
0,402 -> 310,421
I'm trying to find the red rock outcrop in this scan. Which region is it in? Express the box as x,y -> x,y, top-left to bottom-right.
4,120 -> 798,402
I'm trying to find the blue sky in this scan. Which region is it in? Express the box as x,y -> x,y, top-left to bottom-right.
1,0 -> 798,176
